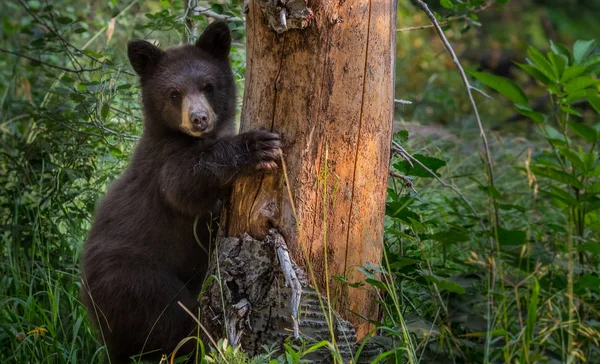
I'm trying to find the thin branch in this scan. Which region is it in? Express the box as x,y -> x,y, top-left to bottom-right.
16,0 -> 136,77
389,170 -> 419,196
413,4 -> 501,359
470,86 -> 493,99
413,0 -> 498,227
192,6 -> 245,22
397,1 -> 495,32
0,48 -> 102,73
392,141 -> 481,226
17,0 -> 98,63
394,99 -> 413,105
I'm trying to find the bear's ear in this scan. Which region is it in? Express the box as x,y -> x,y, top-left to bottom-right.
195,21 -> 231,58
127,40 -> 164,76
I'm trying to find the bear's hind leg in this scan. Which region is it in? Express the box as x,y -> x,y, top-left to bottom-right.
91,269 -> 201,363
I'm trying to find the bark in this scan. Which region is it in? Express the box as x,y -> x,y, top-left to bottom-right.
200,0 -> 396,360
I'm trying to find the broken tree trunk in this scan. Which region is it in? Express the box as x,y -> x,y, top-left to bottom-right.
200,0 -> 396,360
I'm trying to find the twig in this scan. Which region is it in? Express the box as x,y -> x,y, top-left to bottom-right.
470,86 -> 492,99
394,99 -> 413,105
17,0 -> 99,64
192,6 -> 245,22
389,170 -> 419,195
414,3 -> 501,360
397,1 -> 495,32
16,0 -> 136,77
0,48 -> 102,73
392,141 -> 481,226
413,0 -> 498,227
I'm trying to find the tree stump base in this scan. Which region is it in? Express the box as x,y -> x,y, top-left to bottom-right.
200,229 -> 380,362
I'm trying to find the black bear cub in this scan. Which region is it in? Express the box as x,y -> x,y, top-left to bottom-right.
82,22 -> 280,363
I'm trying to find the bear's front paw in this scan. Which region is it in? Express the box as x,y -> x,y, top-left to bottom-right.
240,130 -> 281,172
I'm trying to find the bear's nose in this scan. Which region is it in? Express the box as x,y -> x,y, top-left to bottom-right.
190,111 -> 209,131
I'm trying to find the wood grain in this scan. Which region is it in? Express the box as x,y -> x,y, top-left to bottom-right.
225,0 -> 396,338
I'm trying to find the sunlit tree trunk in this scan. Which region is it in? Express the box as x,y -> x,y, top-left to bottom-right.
201,0 -> 396,357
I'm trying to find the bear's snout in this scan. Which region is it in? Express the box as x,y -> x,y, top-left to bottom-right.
191,111 -> 209,131
180,93 -> 216,136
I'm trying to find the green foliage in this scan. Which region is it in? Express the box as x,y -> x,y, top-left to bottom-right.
0,0 -> 246,363
374,39 -> 599,363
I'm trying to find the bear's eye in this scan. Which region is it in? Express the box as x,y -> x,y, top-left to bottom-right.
170,90 -> 181,101
204,83 -> 214,93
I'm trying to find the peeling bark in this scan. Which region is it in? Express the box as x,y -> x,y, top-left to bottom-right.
200,230 -> 381,361
256,0 -> 314,33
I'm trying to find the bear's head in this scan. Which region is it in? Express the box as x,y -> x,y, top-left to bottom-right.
128,21 -> 236,139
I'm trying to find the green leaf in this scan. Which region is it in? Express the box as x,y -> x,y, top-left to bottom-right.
432,230 -> 470,244
547,52 -> 567,79
577,243 -> 600,254
83,50 -> 104,58
558,147 -> 584,172
566,88 -> 597,104
561,65 -> 588,83
101,103 -> 109,120
366,278 -> 388,291
516,62 -> 551,85
424,275 -> 466,294
561,106 -> 582,117
568,121 -> 598,144
581,53 -> 600,70
584,152 -> 599,175
393,154 -> 446,178
394,130 -> 409,144
524,278 -> 540,350
589,182 -> 600,194
541,124 -> 569,146
564,76 -> 598,94
440,0 -> 454,8
385,228 -> 416,242
539,185 -> 580,208
551,40 -> 572,65
386,201 -> 420,223
527,46 -> 558,81
515,104 -> 546,124
302,340 -> 332,356
462,329 -> 506,338
467,70 -> 527,104
407,217 -> 426,233
588,94 -> 600,115
573,39 -> 596,65
477,185 -> 504,199
497,203 -> 526,213
109,145 -> 123,158
332,275 -> 364,288
496,228 -> 527,246
530,165 -> 583,189
56,16 -> 74,24
388,258 -> 420,270
211,3 -> 224,13
575,275 -> 600,293
588,200 -> 600,213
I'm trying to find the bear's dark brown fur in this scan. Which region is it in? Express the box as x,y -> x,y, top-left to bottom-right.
81,22 -> 280,363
